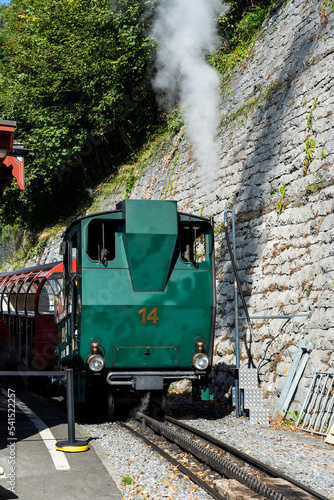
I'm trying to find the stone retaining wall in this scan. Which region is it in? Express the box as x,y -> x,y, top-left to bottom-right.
131,0 -> 334,413
36,0 -> 334,414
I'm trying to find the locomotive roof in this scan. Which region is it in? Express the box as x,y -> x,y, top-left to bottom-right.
62,204 -> 212,237
62,208 -> 122,235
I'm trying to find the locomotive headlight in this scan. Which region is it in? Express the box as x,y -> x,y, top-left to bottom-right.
86,354 -> 105,372
192,353 -> 209,370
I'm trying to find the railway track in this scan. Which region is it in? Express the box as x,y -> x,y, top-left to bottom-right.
121,412 -> 328,500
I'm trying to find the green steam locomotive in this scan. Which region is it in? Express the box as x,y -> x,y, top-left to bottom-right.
55,199 -> 216,414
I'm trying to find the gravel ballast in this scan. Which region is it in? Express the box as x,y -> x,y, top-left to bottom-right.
82,395 -> 334,499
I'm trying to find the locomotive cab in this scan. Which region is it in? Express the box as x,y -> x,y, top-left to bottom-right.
56,200 -> 215,413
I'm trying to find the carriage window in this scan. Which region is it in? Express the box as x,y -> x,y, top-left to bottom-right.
17,282 -> 31,314
38,274 -> 63,315
0,280 -> 7,313
3,281 -> 16,313
87,219 -> 117,263
180,223 -> 207,264
12,279 -> 25,314
26,280 -> 40,315
1,286 -> 9,313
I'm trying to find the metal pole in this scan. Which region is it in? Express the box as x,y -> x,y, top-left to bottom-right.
55,368 -> 88,452
224,209 -> 241,417
239,314 -> 310,320
67,368 -> 75,444
234,280 -> 240,417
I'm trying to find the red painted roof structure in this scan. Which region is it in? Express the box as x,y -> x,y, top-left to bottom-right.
0,120 -> 27,196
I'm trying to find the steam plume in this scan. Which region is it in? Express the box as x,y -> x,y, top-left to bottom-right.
151,0 -> 222,176
129,391 -> 150,419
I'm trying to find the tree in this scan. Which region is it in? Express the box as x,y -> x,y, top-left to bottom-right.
0,0 -> 158,229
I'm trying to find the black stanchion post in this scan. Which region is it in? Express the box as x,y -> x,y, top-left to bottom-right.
55,368 -> 88,453
67,368 -> 75,444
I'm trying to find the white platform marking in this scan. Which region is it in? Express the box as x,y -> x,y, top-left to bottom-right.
2,388 -> 70,471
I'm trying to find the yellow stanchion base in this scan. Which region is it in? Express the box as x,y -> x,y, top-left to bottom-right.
55,440 -> 89,453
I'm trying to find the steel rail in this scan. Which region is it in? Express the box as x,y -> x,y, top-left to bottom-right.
120,421 -> 225,500
166,415 -> 328,500
137,412 -> 287,500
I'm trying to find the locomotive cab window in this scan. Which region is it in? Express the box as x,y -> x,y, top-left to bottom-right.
63,231 -> 78,279
70,231 -> 78,274
179,222 -> 209,265
87,219 -> 120,263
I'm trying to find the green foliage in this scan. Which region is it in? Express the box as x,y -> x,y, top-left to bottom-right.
0,0 -> 159,230
319,0 -> 334,28
0,222 -> 49,269
0,224 -> 25,265
270,184 -> 286,214
0,0 -> 283,240
303,137 -> 316,174
209,0 -> 275,90
121,475 -> 133,485
221,91 -> 265,127
286,410 -> 300,422
304,182 -> 323,195
163,150 -> 179,200
321,145 -> 327,159
284,409 -> 303,426
0,4 -> 9,63
166,109 -> 183,135
124,170 -> 136,199
200,199 -> 206,217
305,97 -> 318,130
302,98 -> 318,175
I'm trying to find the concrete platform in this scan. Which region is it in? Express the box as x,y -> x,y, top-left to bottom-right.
0,378 -> 122,500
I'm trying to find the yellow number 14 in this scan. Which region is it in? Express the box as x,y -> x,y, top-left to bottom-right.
138,307 -> 159,324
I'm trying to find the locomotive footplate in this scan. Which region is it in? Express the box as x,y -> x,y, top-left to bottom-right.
106,371 -> 201,390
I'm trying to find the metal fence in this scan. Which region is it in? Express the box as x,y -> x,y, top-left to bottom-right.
295,371 -> 334,436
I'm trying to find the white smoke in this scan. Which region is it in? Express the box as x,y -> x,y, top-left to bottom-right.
129,391 -> 151,419
151,0 -> 223,176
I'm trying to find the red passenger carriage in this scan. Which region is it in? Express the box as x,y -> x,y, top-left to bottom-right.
0,263 -> 62,370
